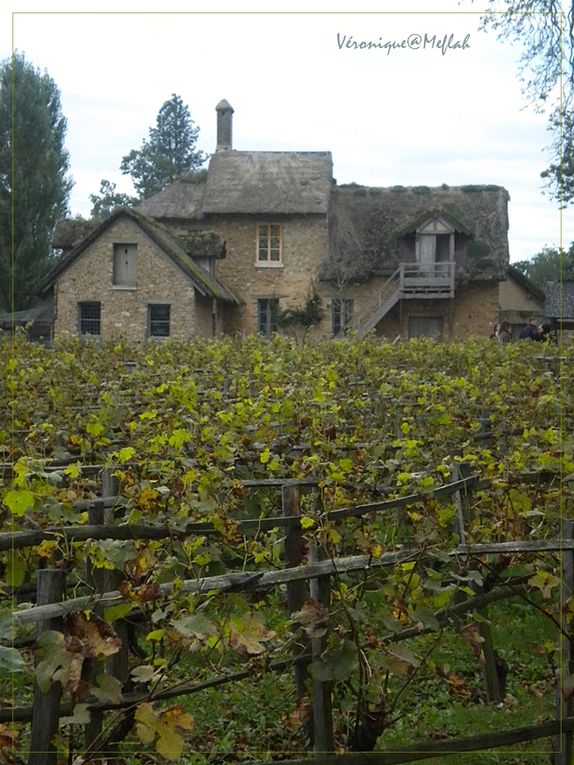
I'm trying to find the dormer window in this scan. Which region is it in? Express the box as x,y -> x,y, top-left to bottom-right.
415,217 -> 454,275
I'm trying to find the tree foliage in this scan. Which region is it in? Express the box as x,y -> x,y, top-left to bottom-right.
89,179 -> 136,222
478,0 -> 574,203
0,52 -> 73,312
119,93 -> 207,200
513,241 -> 574,288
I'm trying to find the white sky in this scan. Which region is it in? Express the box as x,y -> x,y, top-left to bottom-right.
2,0 -> 572,263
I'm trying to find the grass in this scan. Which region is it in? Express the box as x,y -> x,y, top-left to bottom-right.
114,592 -> 559,764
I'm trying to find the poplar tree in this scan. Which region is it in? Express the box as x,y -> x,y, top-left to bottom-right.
0,52 -> 73,312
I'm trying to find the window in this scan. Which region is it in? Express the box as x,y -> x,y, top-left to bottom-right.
79,302 -> 101,336
415,217 -> 454,277
408,316 -> 444,340
113,243 -> 137,287
257,298 -> 279,336
332,298 -> 353,337
148,304 -> 171,338
256,224 -> 282,265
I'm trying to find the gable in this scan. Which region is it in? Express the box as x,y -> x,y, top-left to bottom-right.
39,209 -> 240,305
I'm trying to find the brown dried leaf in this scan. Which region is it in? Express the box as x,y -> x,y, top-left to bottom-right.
68,612 -> 122,659
291,598 -> 328,638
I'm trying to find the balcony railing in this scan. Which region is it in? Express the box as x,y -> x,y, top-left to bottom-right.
355,261 -> 456,337
399,261 -> 455,296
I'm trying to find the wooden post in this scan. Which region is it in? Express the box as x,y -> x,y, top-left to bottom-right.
84,500 -> 106,748
308,540 -> 334,754
99,470 -> 130,763
451,463 -> 469,545
101,469 -> 129,688
452,463 -> 502,703
28,568 -> 66,765
554,519 -> 574,764
282,483 -> 309,703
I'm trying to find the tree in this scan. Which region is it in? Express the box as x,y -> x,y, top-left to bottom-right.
513,241 -> 574,288
478,0 -> 574,203
119,93 -> 207,199
0,52 -> 73,312
89,179 -> 136,221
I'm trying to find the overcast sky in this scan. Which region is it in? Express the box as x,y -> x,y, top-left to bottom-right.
2,0 -> 571,263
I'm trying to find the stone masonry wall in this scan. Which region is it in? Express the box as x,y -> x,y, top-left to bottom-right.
211,215 -> 330,335
53,217 -> 212,341
370,282 -> 499,341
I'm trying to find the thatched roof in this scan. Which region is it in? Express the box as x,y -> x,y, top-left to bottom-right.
136,173 -> 207,220
52,218 -> 98,250
38,209 -> 240,305
322,184 -> 510,282
201,150 -> 333,215
545,280 -> 574,319
135,151 -> 333,219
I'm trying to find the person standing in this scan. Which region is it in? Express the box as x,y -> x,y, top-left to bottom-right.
518,318 -> 541,340
496,321 -> 511,343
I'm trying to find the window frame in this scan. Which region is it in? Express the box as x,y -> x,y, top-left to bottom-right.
78,301 -> 101,336
408,315 -> 444,341
332,297 -> 353,337
257,298 -> 279,336
148,304 -> 171,339
415,217 -> 455,277
113,243 -> 138,288
256,223 -> 283,267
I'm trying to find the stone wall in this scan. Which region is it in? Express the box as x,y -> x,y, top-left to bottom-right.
211,215 -> 330,334
361,281 -> 499,341
53,217 -> 212,341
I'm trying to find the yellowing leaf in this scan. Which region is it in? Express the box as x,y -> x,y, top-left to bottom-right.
156,727 -> 185,761
3,489 -> 35,516
529,570 -> 560,599
229,612 -> 276,655
63,462 -> 81,479
135,702 -> 157,744
146,629 -> 164,642
117,447 -> 136,464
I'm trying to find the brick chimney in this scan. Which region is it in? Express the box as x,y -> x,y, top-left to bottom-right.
215,99 -> 234,151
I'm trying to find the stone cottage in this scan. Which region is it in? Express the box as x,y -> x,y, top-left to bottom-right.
39,99 -> 514,342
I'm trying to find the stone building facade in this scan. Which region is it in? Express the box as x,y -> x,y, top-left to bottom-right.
40,99 -> 514,342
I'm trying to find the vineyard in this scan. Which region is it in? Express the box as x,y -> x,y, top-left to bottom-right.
0,332 -> 572,765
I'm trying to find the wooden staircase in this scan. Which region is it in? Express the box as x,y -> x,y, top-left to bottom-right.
356,261 -> 455,338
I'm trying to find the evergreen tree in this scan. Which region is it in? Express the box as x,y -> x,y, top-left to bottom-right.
89,179 -> 136,221
120,93 -> 207,199
0,52 -> 73,312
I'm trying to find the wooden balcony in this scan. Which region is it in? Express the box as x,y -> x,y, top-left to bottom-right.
400,261 -> 455,297
356,261 -> 455,337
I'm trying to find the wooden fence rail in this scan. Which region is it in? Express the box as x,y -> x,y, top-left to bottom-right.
11,539 -> 568,626
1,469 -> 564,553
1,463 -> 568,762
